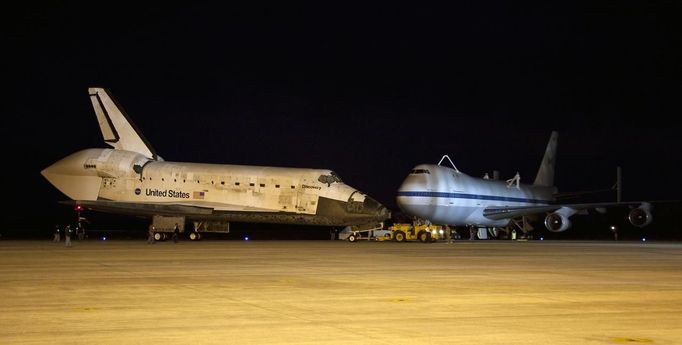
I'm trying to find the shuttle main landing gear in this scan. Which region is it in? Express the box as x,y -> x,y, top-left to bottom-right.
188,231 -> 202,241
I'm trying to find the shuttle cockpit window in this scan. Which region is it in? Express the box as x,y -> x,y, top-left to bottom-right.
318,172 -> 343,186
410,169 -> 431,175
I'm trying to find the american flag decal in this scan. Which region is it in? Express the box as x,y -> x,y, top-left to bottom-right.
193,191 -> 205,199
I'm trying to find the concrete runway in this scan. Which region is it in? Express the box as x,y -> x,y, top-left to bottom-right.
1,239 -> 681,344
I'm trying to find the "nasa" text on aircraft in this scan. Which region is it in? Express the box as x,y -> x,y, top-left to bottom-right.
42,88 -> 390,238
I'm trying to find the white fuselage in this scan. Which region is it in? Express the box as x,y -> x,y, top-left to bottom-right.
42,148 -> 389,226
42,88 -> 391,230
396,164 -> 555,226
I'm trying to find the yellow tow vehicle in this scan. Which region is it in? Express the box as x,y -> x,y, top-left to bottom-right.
387,223 -> 444,242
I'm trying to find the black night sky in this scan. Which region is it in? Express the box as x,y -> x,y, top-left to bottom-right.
5,3 -> 682,239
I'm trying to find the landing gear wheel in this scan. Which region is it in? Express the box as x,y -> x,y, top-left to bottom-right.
394,231 -> 406,242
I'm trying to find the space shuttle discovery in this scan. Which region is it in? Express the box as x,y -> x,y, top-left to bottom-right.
397,132 -> 653,233
42,88 -> 389,237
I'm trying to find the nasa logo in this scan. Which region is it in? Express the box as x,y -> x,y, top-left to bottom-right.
135,188 -> 141,195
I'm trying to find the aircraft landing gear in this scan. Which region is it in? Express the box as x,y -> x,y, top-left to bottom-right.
188,232 -> 202,241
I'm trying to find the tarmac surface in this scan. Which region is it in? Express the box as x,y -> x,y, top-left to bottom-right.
1,239 -> 681,344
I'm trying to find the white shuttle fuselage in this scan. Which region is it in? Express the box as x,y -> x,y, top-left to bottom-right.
42,88 -> 389,231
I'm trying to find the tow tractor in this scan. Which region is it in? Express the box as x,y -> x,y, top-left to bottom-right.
387,222 -> 445,242
340,222 -> 447,243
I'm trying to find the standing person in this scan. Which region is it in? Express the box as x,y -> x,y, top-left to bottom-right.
147,223 -> 156,244
172,223 -> 180,243
53,225 -> 61,242
445,225 -> 453,244
64,224 -> 73,247
76,223 -> 85,240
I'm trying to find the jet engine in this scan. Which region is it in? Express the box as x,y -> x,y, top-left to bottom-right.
544,212 -> 572,232
628,207 -> 653,227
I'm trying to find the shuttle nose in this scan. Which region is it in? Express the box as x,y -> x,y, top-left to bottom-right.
363,196 -> 391,221
341,191 -> 390,222
308,186 -> 391,226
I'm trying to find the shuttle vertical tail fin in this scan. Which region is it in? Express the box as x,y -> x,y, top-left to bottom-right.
533,131 -> 558,187
88,87 -> 159,160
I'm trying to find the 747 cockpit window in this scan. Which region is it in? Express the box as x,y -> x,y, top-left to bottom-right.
318,171 -> 343,186
410,169 -> 430,174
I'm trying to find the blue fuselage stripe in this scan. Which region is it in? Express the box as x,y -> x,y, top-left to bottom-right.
397,191 -> 553,205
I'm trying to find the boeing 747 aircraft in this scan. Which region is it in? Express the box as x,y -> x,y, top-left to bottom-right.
396,132 -> 652,233
42,88 -> 389,239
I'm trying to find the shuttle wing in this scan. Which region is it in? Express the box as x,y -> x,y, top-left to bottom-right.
61,200 -> 274,218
